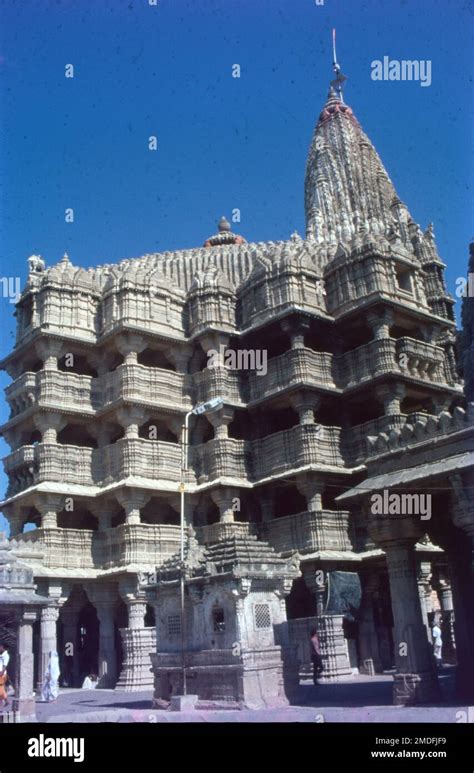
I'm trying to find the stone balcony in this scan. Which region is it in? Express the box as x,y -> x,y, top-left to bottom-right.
251,424 -> 345,478
260,509 -> 352,555
13,523 -> 182,570
6,370 -> 96,418
4,338 -> 449,429
4,438 -> 186,496
395,337 -> 445,382
5,364 -> 192,422
337,337 -> 446,390
99,364 -> 192,412
194,368 -> 242,405
248,348 -> 335,403
5,408 -> 458,498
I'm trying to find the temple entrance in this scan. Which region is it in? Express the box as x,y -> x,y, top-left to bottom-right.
78,602 -> 99,682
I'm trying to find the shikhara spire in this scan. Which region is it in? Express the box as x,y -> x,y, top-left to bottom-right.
304,31 -> 411,245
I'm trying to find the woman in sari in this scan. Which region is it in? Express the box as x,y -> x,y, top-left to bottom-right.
41,651 -> 60,702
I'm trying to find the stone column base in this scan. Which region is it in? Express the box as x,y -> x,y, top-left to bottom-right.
393,671 -> 441,705
317,614 -> 352,682
116,627 -> 156,691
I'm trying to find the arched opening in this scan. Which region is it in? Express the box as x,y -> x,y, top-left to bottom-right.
77,602 -> 99,685
141,498 -> 179,525
273,486 -> 307,518
58,353 -> 97,377
21,507 -> 41,532
137,348 -> 176,371
139,419 -> 177,443
57,508 -> 98,531
58,424 -> 97,448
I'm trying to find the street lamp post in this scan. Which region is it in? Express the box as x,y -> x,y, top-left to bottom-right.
179,396 -> 224,696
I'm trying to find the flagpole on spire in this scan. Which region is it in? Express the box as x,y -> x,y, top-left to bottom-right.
330,28 -> 347,103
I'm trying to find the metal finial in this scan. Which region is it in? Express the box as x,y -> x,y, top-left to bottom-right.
330,28 -> 347,103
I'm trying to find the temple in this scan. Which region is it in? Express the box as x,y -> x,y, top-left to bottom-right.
1,61 -> 473,709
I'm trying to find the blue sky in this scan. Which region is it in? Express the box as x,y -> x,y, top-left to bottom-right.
0,0 -> 472,531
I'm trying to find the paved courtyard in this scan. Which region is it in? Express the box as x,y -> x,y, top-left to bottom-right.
31,668 -> 470,723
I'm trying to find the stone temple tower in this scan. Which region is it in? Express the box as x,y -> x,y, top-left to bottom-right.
1,58 -> 472,707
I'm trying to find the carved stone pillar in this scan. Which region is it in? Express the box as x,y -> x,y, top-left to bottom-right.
302,565 -> 326,616
280,317 -> 310,350
367,309 -> 394,340
16,609 -> 38,719
115,332 -> 146,365
296,474 -> 325,513
89,499 -> 117,530
433,572 -> 456,663
35,338 -> 65,371
117,405 -> 146,440
115,489 -> 150,525
376,383 -> 406,415
3,504 -> 22,538
88,422 -> 113,448
417,561 -> 433,642
289,391 -> 321,425
210,487 -> 240,523
36,493 -> 64,530
206,406 -> 234,439
33,411 -> 66,444
39,606 -> 60,684
369,513 -> 440,705
164,344 -> 192,374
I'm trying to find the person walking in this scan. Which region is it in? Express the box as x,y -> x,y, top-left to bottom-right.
310,628 -> 324,685
41,651 -> 61,702
432,621 -> 443,668
0,643 -> 10,707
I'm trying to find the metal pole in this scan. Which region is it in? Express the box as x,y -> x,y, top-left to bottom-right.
180,411 -> 191,696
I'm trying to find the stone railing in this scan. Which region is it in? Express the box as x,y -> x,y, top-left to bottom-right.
13,523 -> 181,570
193,438 -> 249,482
196,521 -> 257,545
395,337 -> 445,382
248,348 -> 335,402
99,364 -> 192,410
100,523 -> 181,568
102,438 -> 185,483
193,367 -> 242,404
346,413 -> 435,466
251,424 -> 344,479
337,339 -> 397,389
260,510 -> 351,554
4,364 -> 193,421
366,405 -> 473,457
38,370 -> 96,411
14,528 -> 95,569
5,372 -> 37,417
